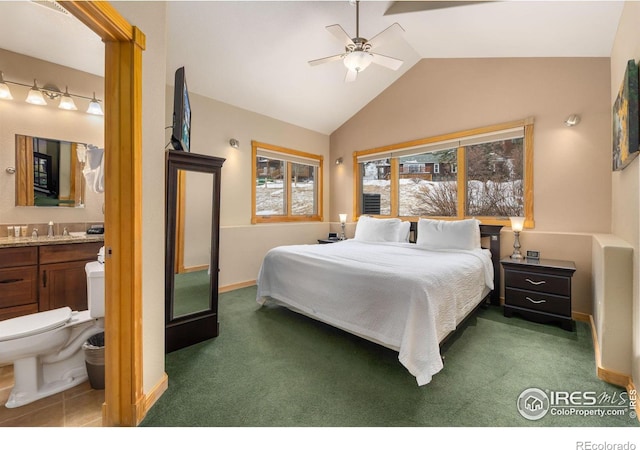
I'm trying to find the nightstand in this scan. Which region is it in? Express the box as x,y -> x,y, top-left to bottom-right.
317,239 -> 342,244
501,257 -> 576,331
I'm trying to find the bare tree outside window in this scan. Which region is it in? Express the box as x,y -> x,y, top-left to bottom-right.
399,148 -> 458,216
466,138 -> 524,217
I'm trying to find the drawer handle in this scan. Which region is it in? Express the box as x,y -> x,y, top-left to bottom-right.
525,278 -> 546,286
526,296 -> 546,304
0,278 -> 23,284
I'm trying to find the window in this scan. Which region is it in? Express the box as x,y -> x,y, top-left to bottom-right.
354,119 -> 533,227
252,141 -> 323,223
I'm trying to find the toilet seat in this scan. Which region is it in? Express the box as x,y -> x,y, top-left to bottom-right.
0,307 -> 72,343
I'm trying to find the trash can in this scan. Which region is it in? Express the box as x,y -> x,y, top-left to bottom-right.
83,332 -> 105,390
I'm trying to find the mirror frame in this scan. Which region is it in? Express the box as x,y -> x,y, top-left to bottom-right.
165,150 -> 225,353
15,134 -> 87,207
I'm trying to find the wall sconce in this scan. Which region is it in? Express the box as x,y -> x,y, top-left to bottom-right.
0,71 -> 103,115
564,114 -> 580,127
509,216 -> 525,260
339,213 -> 347,240
335,157 -> 343,165
229,138 -> 240,149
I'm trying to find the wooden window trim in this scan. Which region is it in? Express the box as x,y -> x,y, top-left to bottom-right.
352,118 -> 534,228
251,140 -> 323,224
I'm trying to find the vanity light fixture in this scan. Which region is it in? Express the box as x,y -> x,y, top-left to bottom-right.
335,157 -> 343,165
229,138 -> 240,149
86,92 -> 103,115
58,87 -> 77,111
564,114 -> 580,127
26,79 -> 47,105
0,72 -> 13,100
0,71 -> 103,115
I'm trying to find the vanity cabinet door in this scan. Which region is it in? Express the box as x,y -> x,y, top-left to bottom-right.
39,260 -> 91,312
38,241 -> 103,312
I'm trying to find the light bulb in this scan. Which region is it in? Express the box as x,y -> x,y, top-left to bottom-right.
343,51 -> 373,72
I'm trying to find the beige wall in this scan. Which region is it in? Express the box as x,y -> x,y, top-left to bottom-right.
0,49 -> 105,225
167,90 -> 331,288
330,57 -> 612,315
610,1 -> 640,390
113,1 -> 168,397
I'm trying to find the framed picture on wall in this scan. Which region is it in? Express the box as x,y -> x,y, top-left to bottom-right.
612,59 -> 639,171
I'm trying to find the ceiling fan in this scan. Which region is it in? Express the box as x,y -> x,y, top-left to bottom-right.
308,0 -> 406,82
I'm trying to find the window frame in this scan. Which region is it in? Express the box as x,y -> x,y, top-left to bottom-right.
252,140 -> 324,224
352,119 -> 534,228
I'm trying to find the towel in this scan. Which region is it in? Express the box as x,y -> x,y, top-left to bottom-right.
83,145 -> 105,193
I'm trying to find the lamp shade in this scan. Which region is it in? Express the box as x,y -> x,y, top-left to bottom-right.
509,216 -> 525,232
87,93 -> 103,115
343,51 -> 373,72
58,88 -> 77,110
339,213 -> 347,224
0,82 -> 12,100
0,72 -> 11,100
26,81 -> 46,105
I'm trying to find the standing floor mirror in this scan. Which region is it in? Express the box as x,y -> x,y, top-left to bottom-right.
165,150 -> 225,353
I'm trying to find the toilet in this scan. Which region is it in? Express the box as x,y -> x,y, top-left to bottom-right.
0,259 -> 105,408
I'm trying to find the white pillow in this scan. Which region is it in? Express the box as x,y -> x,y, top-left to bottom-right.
354,216 -> 410,243
416,218 -> 481,250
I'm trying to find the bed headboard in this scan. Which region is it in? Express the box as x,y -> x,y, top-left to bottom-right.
409,221 -> 503,305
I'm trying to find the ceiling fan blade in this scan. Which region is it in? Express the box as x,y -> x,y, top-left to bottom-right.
384,1 -> 495,15
326,24 -> 354,48
368,23 -> 405,49
345,69 -> 358,83
371,53 -> 404,71
308,54 -> 345,67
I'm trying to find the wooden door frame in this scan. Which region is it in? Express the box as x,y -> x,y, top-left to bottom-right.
60,1 -> 146,426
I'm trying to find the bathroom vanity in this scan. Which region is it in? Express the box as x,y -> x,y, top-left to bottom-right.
0,237 -> 103,321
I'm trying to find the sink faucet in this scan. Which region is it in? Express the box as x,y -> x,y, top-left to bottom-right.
32,228 -> 38,239
48,221 -> 54,238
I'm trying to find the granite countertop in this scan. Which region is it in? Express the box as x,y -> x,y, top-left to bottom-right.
0,233 -> 104,248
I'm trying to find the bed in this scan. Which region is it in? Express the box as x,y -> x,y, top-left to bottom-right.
256,217 -> 502,386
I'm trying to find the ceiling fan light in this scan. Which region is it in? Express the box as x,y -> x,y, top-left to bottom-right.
343,50 -> 374,72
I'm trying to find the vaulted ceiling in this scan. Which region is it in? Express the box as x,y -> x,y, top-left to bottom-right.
0,1 -> 625,134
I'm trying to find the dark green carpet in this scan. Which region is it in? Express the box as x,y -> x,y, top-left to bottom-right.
140,286 -> 638,427
173,270 -> 210,317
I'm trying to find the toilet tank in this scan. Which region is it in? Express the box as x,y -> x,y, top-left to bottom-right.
85,261 -> 105,318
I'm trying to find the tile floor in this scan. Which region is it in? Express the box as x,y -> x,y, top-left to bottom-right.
0,365 -> 103,427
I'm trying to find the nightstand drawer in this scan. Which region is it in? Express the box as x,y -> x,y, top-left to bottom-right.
505,288 -> 571,316
504,270 -> 571,296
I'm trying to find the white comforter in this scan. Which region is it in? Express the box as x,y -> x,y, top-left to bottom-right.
256,240 -> 493,386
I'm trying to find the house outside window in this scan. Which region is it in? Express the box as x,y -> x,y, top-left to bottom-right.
353,119 -> 534,227
252,141 -> 323,223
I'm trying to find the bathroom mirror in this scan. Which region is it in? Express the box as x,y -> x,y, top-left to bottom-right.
15,134 -> 87,207
165,150 -> 225,353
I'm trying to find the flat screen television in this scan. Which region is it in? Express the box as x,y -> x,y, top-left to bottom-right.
171,66 -> 191,152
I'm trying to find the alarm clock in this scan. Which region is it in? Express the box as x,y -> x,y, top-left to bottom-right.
526,250 -> 540,260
